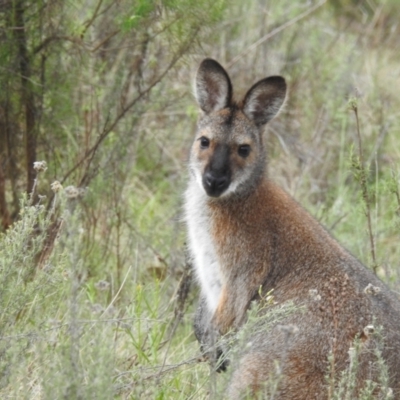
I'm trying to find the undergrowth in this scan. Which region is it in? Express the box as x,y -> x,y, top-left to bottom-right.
1,0 -> 400,399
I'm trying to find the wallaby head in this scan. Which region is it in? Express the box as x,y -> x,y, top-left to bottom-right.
190,59 -> 286,198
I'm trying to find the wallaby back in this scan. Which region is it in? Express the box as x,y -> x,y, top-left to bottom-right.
184,58 -> 400,399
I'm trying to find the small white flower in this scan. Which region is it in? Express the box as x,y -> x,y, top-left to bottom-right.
364,283 -> 381,296
363,325 -> 375,337
64,185 -> 84,199
33,161 -> 47,172
309,289 -> 321,301
51,181 -> 63,193
348,346 -> 356,360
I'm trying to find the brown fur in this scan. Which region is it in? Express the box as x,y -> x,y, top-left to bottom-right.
213,181 -> 400,398
186,59 -> 400,399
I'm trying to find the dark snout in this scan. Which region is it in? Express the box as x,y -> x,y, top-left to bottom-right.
202,144 -> 231,197
203,171 -> 230,197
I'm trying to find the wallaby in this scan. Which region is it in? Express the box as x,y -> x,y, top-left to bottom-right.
184,58 -> 400,399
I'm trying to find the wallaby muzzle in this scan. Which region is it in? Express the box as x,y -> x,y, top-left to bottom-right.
203,170 -> 230,197
202,143 -> 231,197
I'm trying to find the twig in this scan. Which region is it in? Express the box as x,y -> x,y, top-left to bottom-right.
81,0 -> 104,38
329,212 -> 349,232
90,29 -> 120,52
101,263 -> 133,317
36,218 -> 64,269
391,170 -> 400,212
351,103 -> 378,274
59,29 -> 199,187
33,35 -> 83,55
227,0 -> 328,68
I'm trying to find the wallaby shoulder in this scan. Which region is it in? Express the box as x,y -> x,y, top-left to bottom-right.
210,177 -> 400,318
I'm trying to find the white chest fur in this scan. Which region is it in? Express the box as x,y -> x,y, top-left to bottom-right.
184,180 -> 222,314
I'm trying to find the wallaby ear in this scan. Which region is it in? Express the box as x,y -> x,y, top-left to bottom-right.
242,76 -> 286,126
195,59 -> 232,114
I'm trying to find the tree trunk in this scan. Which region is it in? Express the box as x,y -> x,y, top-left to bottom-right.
13,0 -> 37,195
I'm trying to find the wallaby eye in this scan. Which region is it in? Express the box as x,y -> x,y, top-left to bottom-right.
200,137 -> 210,149
238,144 -> 251,158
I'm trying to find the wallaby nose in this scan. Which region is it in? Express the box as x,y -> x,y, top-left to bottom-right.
203,171 -> 230,197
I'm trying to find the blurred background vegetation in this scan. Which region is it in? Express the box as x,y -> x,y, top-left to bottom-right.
1,0 -> 400,398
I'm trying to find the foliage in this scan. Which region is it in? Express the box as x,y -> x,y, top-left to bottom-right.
1,0 -> 400,398
326,325 -> 392,400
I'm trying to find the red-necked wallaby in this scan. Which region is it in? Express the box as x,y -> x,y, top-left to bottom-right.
184,58 -> 400,399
